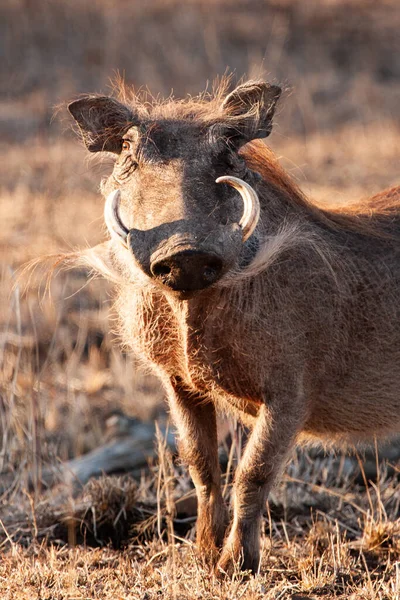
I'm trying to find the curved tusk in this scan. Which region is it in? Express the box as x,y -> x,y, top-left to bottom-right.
216,176 -> 260,242
104,190 -> 129,247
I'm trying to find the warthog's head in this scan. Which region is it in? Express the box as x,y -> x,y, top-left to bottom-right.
69,81 -> 281,297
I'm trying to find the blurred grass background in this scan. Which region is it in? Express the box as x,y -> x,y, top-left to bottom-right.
2,0 -> 400,138
1,3 -> 400,596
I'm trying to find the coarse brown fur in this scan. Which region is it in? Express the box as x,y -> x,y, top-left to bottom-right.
65,79 -> 400,576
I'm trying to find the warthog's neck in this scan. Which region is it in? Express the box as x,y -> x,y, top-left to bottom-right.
117,280 -> 271,414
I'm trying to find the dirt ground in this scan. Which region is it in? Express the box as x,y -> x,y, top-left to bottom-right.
1,1 -> 400,598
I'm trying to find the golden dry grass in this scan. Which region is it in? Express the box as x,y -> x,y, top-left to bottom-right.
0,457 -> 399,599
1,0 -> 400,598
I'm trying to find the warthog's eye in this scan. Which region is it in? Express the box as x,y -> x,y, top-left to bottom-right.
114,146 -> 138,183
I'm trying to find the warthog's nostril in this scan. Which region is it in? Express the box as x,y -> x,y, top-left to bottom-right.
152,263 -> 171,278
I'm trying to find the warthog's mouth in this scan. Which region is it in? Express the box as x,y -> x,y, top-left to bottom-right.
104,177 -> 261,294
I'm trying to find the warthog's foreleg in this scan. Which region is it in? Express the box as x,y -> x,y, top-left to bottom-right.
167,379 -> 229,562
217,400 -> 301,575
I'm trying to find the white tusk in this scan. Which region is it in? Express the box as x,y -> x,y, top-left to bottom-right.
104,190 -> 129,247
216,176 -> 260,242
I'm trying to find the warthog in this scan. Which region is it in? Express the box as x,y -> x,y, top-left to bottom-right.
68,80 -> 400,574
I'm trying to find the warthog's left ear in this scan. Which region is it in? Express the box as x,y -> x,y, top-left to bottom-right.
221,81 -> 281,145
68,96 -> 137,153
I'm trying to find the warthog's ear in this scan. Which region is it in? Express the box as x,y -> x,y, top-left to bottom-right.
68,96 -> 136,153
221,81 -> 281,145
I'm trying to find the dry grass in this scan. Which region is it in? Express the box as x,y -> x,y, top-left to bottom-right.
1,0 -> 400,597
0,455 -> 399,599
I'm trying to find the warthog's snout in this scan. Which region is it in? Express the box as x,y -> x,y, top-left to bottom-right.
150,249 -> 224,291
104,177 -> 261,294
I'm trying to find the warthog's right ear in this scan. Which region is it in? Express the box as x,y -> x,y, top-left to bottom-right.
68,96 -> 137,153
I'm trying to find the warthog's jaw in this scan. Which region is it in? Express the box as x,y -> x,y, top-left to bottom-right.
104,177 -> 260,294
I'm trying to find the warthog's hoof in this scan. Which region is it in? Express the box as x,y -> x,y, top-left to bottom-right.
215,545 -> 260,579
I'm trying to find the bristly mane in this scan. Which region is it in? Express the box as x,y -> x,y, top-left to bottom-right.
113,75 -> 272,126
241,141 -> 400,241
